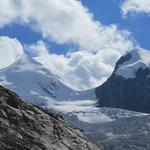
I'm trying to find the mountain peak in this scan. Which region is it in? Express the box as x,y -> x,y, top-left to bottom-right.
0,54 -> 96,106
96,48 -> 150,113
115,48 -> 150,79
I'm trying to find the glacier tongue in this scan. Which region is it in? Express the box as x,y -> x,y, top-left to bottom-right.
48,100 -> 114,124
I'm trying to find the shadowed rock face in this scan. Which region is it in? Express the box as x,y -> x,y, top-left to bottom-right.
0,86 -> 99,150
96,52 -> 150,113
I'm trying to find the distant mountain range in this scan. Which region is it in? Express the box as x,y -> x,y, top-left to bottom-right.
1,48 -> 150,150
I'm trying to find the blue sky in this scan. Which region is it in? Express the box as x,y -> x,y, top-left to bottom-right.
0,24 -> 77,54
81,0 -> 150,50
0,0 -> 150,54
0,0 -> 150,90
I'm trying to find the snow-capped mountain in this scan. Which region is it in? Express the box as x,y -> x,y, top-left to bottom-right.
96,48 -> 150,113
0,49 -> 150,150
0,54 -> 96,106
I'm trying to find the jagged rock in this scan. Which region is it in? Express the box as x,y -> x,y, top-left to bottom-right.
0,86 -> 99,150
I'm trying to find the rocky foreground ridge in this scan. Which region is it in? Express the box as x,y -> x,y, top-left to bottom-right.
0,86 -> 99,150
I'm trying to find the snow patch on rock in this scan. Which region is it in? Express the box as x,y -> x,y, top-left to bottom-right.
115,48 -> 150,79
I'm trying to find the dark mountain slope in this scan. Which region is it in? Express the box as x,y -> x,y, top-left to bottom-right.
0,86 -> 99,150
96,49 -> 150,113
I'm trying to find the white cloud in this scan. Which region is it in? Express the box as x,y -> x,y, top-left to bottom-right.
0,0 -> 137,90
0,0 -> 134,52
121,0 -> 150,16
0,36 -> 24,69
25,41 -> 49,57
0,0 -> 19,27
19,0 -> 134,52
26,41 -> 128,90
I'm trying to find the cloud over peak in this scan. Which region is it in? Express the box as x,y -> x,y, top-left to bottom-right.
26,41 -> 130,90
0,36 -> 24,69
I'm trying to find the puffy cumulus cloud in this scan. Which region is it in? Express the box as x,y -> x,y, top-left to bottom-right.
26,41 -> 126,90
25,41 -> 49,57
0,0 -> 134,52
0,36 -> 24,69
19,0 -> 133,52
0,0 -> 136,89
121,0 -> 150,16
